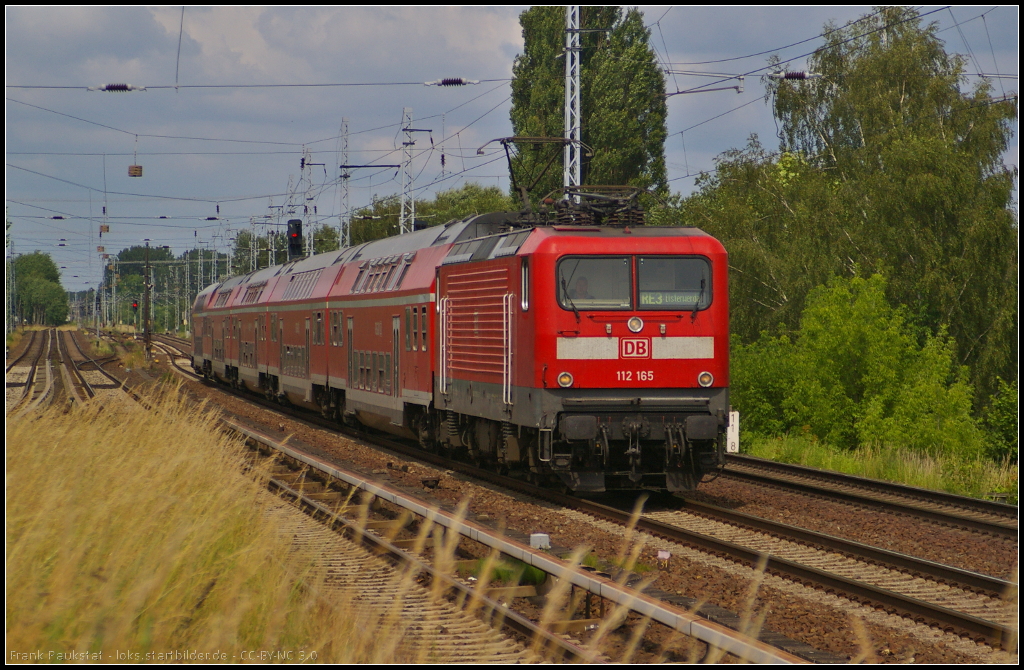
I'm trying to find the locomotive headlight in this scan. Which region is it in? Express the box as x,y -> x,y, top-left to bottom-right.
698,371 -> 714,387
557,372 -> 574,388
627,316 -> 644,333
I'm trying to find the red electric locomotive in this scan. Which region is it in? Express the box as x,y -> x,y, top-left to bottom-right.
192,191 -> 730,493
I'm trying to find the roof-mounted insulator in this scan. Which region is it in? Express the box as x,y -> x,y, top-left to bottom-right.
425,77 -> 480,86
768,71 -> 821,80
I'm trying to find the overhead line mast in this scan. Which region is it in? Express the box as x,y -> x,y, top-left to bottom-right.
338,118 -> 350,249
564,6 -> 581,192
400,109 -> 432,235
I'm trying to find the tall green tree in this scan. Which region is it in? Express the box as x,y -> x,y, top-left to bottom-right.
348,183 -> 515,246
685,6 -> 1017,403
14,251 -> 67,325
767,6 -> 1018,402
510,7 -> 668,200
732,275 -> 984,457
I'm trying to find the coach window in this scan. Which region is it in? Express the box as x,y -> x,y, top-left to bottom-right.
405,307 -> 412,351
637,257 -> 711,311
420,307 -> 428,351
411,307 -> 419,351
557,256 -> 631,311
270,314 -> 278,342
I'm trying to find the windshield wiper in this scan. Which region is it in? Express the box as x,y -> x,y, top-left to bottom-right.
691,278 -> 705,323
560,276 -> 581,323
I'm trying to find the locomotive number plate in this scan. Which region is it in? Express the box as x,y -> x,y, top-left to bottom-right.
620,338 -> 651,358
616,370 -> 655,381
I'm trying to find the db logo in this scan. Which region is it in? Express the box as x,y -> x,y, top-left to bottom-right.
620,338 -> 650,359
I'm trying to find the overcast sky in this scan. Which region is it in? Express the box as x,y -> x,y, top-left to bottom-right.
5,6 -> 1018,292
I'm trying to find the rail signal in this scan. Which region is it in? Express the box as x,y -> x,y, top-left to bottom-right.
287,219 -> 303,260
132,301 -> 139,313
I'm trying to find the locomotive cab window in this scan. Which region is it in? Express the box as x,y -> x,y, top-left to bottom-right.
557,256 -> 631,311
637,256 -> 711,310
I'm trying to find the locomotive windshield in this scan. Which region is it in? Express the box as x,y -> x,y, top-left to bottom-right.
557,257 -> 631,310
557,255 -> 711,312
637,256 -> 711,310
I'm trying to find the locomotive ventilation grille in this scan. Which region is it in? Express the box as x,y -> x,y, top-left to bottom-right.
445,266 -> 510,381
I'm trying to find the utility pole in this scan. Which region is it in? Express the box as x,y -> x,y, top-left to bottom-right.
400,108 -> 414,234
184,250 -> 190,331
110,256 -> 118,325
300,148 -> 324,256
144,240 -> 152,361
564,6 -> 581,192
338,118 -> 350,249
250,219 -> 257,272
399,109 -> 431,234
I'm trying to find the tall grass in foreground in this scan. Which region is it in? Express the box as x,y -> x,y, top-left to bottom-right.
8,385 -> 811,663
6,388 -> 476,663
743,434 -> 1018,503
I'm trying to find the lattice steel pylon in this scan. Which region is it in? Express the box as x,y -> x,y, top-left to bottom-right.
399,108 -> 414,235
563,6 -> 581,192
338,117 -> 350,248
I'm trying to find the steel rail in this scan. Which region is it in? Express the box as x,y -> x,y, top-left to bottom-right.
227,418 -> 807,664
722,465 -> 1016,538
671,497 -> 1014,597
6,329 -> 39,373
726,454 -> 1018,522
266,475 -> 593,663
67,331 -> 149,407
59,330 -> 96,400
16,329 -> 56,415
154,351 -> 824,662
156,344 -> 1016,649
55,332 -> 85,405
565,494 -> 1016,648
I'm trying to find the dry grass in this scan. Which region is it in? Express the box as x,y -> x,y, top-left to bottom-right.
6,329 -> 25,354
5,388 -> 499,663
8,383 -> 858,663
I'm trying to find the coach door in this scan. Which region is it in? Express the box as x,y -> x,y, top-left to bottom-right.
305,317 -> 311,378
346,316 -> 354,387
392,316 -> 400,397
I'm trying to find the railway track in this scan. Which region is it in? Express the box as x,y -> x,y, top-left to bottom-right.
12,333 -> 558,663
6,329 -> 40,373
723,454 -> 1017,537
152,335 -> 1017,656
151,336 -> 815,662
261,505 -> 539,663
7,329 -> 54,415
55,329 -> 96,404
641,501 -> 1016,638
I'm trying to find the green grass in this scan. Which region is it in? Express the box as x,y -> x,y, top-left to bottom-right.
458,557 -> 548,585
742,433 -> 1018,504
